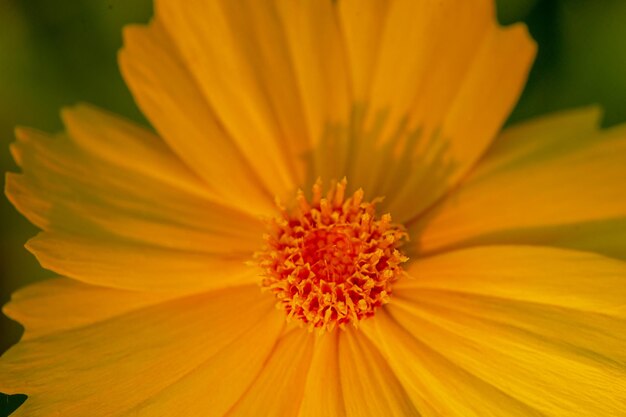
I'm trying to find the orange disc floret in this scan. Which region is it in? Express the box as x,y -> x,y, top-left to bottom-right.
256,179 -> 408,332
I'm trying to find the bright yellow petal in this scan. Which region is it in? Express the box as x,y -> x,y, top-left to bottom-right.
226,329 -> 315,417
298,333 -> 346,417
6,171 -> 259,255
153,0 -> 310,199
119,20 -> 277,214
410,107 -> 626,260
361,311 -> 540,416
396,289 -> 626,373
276,0 -> 351,182
7,113 -> 266,291
346,0 -> 536,223
8,111 -> 265,253
25,233 -> 257,292
399,246 -> 626,316
125,0 -> 356,193
127,0 -> 535,218
339,329 -> 418,416
132,310 -> 285,416
60,105 -> 208,198
0,284 -> 284,417
337,0 -> 391,103
364,0 -> 492,119
3,278 -> 174,341
382,246 -> 626,416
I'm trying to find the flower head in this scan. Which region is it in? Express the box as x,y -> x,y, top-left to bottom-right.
2,0 -> 626,416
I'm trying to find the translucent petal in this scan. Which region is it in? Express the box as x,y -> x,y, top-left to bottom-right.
410,108 -> 626,260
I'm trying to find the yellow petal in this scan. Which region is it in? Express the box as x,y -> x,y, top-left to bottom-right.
7,116 -> 267,291
384,245 -> 626,416
363,0 -> 494,128
361,311 -> 539,416
397,289 -> 626,373
337,0 -> 391,102
8,114 -> 265,254
1,284 -> 284,417
6,172 -> 260,255
385,304 -> 626,416
339,329 -> 418,416
275,0 -> 351,181
410,107 -> 626,259
298,332 -> 346,417
120,21 -> 277,214
346,1 -> 536,223
153,0 -> 305,199
133,309 -> 285,416
399,246 -> 626,317
60,104 -> 211,199
226,329 -> 315,417
25,232 -> 257,292
3,278 -> 174,340
126,0 -> 356,193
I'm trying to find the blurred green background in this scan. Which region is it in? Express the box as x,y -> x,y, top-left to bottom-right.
1,0 -> 626,414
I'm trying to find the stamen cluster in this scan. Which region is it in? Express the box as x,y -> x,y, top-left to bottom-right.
257,179 -> 408,331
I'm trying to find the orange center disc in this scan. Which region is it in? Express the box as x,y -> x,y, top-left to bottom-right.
256,179 -> 408,332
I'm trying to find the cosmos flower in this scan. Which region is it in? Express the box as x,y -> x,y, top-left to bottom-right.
2,0 -> 626,416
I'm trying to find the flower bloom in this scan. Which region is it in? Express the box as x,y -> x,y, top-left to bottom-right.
2,0 -> 626,415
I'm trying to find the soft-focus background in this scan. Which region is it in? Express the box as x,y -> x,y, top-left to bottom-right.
1,0 -> 626,414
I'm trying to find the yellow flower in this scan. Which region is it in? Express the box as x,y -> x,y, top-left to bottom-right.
2,0 -> 626,415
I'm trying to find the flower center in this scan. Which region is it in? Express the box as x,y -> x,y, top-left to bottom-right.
256,179 -> 408,331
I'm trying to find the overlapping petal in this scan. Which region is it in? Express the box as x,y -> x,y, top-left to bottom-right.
409,107 -> 626,260
337,330 -> 419,416
119,20 -> 278,213
297,333 -> 346,417
25,233 -> 258,292
365,246 -> 626,416
0,283 -> 284,417
123,0 -> 535,222
7,106 -> 265,291
226,330 -> 315,417
341,0 -> 536,222
2,278 -> 174,341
